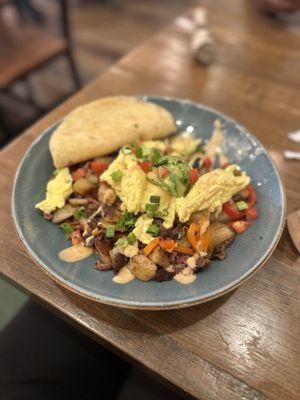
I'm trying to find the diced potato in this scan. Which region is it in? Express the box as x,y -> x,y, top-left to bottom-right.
52,204 -> 75,224
98,183 -> 117,205
128,255 -> 157,282
69,198 -> 88,206
73,178 -> 94,196
148,247 -> 170,268
86,171 -> 99,185
210,222 -> 234,247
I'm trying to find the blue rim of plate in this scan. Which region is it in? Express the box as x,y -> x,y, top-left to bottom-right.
11,96 -> 286,310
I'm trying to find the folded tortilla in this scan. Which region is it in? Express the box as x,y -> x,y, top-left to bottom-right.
49,96 -> 176,168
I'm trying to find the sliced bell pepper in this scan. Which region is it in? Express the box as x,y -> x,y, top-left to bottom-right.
159,239 -> 177,253
187,222 -> 201,254
143,237 -> 161,256
175,243 -> 194,255
90,161 -> 108,175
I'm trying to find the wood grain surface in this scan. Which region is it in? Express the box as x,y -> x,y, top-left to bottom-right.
1,1 -> 300,399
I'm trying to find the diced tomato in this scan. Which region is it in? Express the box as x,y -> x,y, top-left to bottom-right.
72,168 -> 86,181
245,206 -> 259,220
90,161 -> 108,175
221,162 -> 230,169
139,161 -> 152,173
189,168 -> 200,184
246,184 -> 257,207
203,156 -> 212,170
157,166 -> 169,179
70,229 -> 82,245
222,200 -> 245,220
232,220 -> 250,234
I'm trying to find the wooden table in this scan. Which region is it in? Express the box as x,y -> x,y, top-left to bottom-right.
1,1 -> 300,399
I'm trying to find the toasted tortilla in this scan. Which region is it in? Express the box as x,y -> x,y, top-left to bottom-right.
49,96 -> 176,168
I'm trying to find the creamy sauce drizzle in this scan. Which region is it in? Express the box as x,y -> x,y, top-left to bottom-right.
174,267 -> 197,284
113,266 -> 135,284
59,244 -> 94,262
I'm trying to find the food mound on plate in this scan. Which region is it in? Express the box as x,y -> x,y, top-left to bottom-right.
35,96 -> 259,285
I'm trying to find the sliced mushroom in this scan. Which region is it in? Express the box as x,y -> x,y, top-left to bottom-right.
94,237 -> 113,267
69,198 -> 88,206
148,246 -> 170,269
52,204 -> 75,224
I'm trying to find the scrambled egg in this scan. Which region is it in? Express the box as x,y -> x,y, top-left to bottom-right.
142,140 -> 167,152
171,133 -> 201,156
35,168 -> 73,214
101,152 -> 176,228
133,215 -> 154,244
101,150 -> 250,230
176,165 -> 250,222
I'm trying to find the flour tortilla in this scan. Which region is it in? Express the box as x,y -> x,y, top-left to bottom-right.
49,96 -> 176,168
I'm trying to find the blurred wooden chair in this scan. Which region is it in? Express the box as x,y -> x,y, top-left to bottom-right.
0,0 -> 81,141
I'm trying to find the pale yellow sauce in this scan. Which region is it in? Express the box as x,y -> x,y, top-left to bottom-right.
59,244 -> 94,262
174,268 -> 197,285
113,266 -> 135,284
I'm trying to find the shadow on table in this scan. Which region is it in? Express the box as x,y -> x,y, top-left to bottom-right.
60,285 -> 235,335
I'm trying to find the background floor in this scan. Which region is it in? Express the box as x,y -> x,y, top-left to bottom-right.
1,0 -> 196,138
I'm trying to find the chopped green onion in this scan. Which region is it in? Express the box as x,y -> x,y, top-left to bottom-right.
111,169 -> 122,183
53,168 -> 61,177
73,207 -> 87,220
127,232 -> 136,245
197,145 -> 205,154
116,211 -> 137,231
136,147 -> 143,158
236,200 -> 248,211
145,203 -> 158,217
116,237 -> 128,247
150,195 -> 160,204
151,149 -> 161,163
122,145 -> 132,154
60,223 -> 75,234
147,224 -> 160,237
106,225 -> 116,238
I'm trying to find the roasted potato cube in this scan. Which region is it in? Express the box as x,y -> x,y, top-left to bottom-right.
128,254 -> 157,281
210,222 -> 234,247
73,178 -> 94,196
148,246 -> 170,268
52,204 -> 75,224
98,183 -> 117,205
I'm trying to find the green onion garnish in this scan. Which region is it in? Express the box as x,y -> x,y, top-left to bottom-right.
146,224 -> 160,237
236,200 -> 248,211
151,149 -> 161,163
60,223 -> 75,234
145,203 -> 158,217
106,225 -> 116,238
122,145 -> 132,154
73,207 -> 87,220
127,232 -> 136,245
150,195 -> 160,204
111,169 -> 122,183
197,145 -> 205,154
136,147 -> 143,158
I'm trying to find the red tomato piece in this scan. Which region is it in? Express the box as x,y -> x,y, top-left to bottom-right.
203,156 -> 212,170
90,161 -> 108,175
189,168 -> 200,184
245,206 -> 259,220
246,184 -> 257,207
139,161 -> 153,173
157,166 -> 169,179
232,220 -> 251,234
222,201 -> 245,220
221,162 -> 230,169
70,229 -> 82,245
72,168 -> 86,181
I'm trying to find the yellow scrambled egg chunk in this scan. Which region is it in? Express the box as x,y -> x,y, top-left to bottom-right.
176,165 -> 250,222
133,215 -> 154,244
35,168 -> 73,214
170,133 -> 201,156
101,152 -> 176,228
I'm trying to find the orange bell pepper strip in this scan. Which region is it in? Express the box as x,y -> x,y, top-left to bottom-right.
200,227 -> 213,253
159,239 -> 177,253
187,222 -> 201,253
175,243 -> 194,255
143,237 -> 161,256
